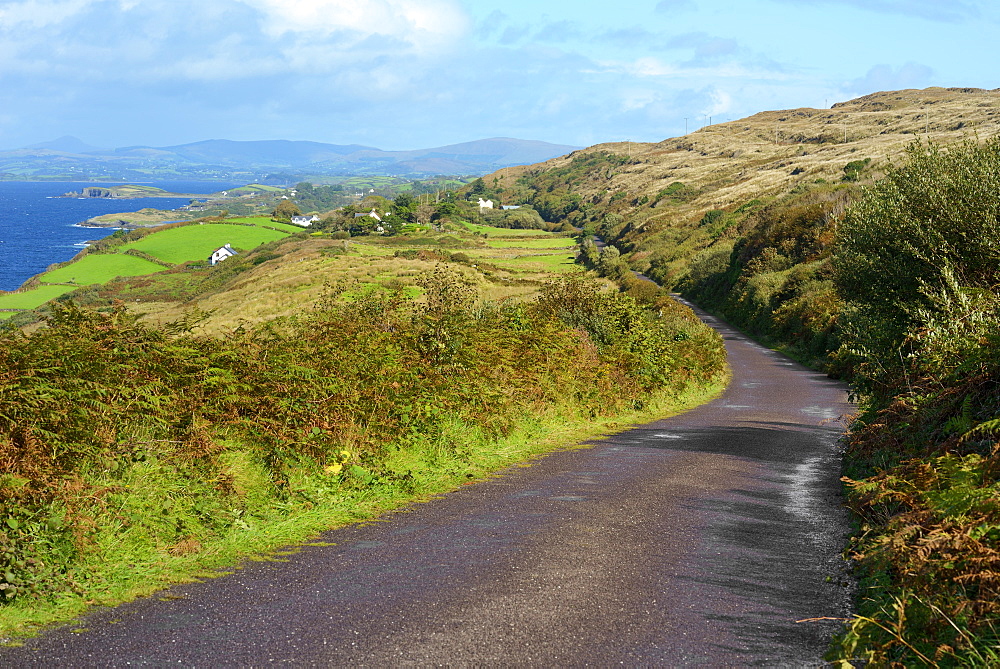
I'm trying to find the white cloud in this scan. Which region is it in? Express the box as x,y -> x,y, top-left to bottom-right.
769,0 -> 983,22
240,0 -> 469,50
703,88 -> 731,116
0,0 -> 92,29
628,57 -> 680,78
620,89 -> 660,113
604,56 -> 792,83
846,62 -> 934,94
0,0 -> 470,90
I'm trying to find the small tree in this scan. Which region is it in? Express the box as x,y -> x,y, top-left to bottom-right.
392,193 -> 418,223
271,199 -> 301,222
469,178 -> 488,198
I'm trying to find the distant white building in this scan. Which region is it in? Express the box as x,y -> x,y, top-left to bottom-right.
502,205 -> 521,210
478,198 -> 494,210
291,215 -> 320,227
353,208 -> 382,222
210,244 -> 237,266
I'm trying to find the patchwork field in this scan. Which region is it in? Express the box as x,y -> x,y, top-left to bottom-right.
2,214 -> 585,329
485,237 -> 576,249
462,222 -> 553,237
39,253 -> 167,285
1,218 -> 299,322
119,223 -> 290,264
225,217 -> 305,233
0,284 -> 77,317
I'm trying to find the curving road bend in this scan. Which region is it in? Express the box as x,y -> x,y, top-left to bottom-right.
3,304 -> 854,667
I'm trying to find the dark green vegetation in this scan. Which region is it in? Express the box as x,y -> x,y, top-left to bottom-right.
830,140 -> 1000,665
499,115 -> 1000,663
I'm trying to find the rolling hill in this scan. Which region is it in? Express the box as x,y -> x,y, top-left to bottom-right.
479,86 -> 1000,663
494,87 -> 1000,227
0,137 -> 581,181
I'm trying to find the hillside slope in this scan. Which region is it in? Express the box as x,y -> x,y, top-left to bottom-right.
479,87 -> 1000,363
486,87 -> 1000,664
498,87 -> 1000,223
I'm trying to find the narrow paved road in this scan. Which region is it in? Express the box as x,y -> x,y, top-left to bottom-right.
3,305 -> 854,666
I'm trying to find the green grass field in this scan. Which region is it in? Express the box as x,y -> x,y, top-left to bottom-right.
462,222 -> 554,237
485,237 -> 577,249
227,185 -> 285,194
40,254 -> 167,285
226,217 -> 305,234
120,223 -> 290,264
487,252 -> 580,273
0,284 -> 78,313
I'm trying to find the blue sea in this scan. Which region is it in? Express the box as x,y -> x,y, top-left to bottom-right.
0,181 -> 240,292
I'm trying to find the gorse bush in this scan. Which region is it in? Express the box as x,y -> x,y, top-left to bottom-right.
834,138 -> 1000,402
677,187 -> 847,366
0,273 -> 725,609
829,138 -> 1000,665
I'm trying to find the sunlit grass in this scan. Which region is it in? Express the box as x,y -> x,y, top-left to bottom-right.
462,222 -> 554,237
119,223 -> 290,264
0,284 -> 79,311
39,254 -> 166,285
488,253 -> 581,273
486,237 -> 576,249
0,373 -> 726,640
227,217 -> 304,234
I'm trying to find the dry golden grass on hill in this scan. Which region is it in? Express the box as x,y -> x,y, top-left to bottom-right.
497,87 -> 1000,225
94,88 -> 1000,335
129,233 -> 583,335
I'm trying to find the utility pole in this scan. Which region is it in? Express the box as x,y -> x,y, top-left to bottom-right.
684,118 -> 688,134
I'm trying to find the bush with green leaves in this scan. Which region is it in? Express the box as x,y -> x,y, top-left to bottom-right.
0,274 -> 725,612
829,138 -> 1000,665
833,138 -> 1000,401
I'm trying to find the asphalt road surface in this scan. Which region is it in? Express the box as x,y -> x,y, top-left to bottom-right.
3,304 -> 854,667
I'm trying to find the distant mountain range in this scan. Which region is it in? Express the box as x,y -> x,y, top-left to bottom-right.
0,136 -> 580,181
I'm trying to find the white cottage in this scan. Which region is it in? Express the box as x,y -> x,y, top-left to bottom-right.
210,244 -> 238,266
353,208 -> 382,222
291,215 -> 320,227
478,198 -> 494,210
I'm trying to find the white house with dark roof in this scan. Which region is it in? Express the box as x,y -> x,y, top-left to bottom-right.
291,215 -> 320,227
210,244 -> 237,266
353,208 -> 382,222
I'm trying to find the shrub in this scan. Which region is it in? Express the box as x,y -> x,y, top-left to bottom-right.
833,138 -> 1000,400
829,138 -> 1000,664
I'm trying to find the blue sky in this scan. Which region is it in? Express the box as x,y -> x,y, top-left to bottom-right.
0,0 -> 996,151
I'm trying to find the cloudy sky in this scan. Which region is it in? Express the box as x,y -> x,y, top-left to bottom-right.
0,0 -> 995,151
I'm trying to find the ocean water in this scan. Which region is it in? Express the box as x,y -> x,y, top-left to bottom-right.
0,181 -> 240,292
